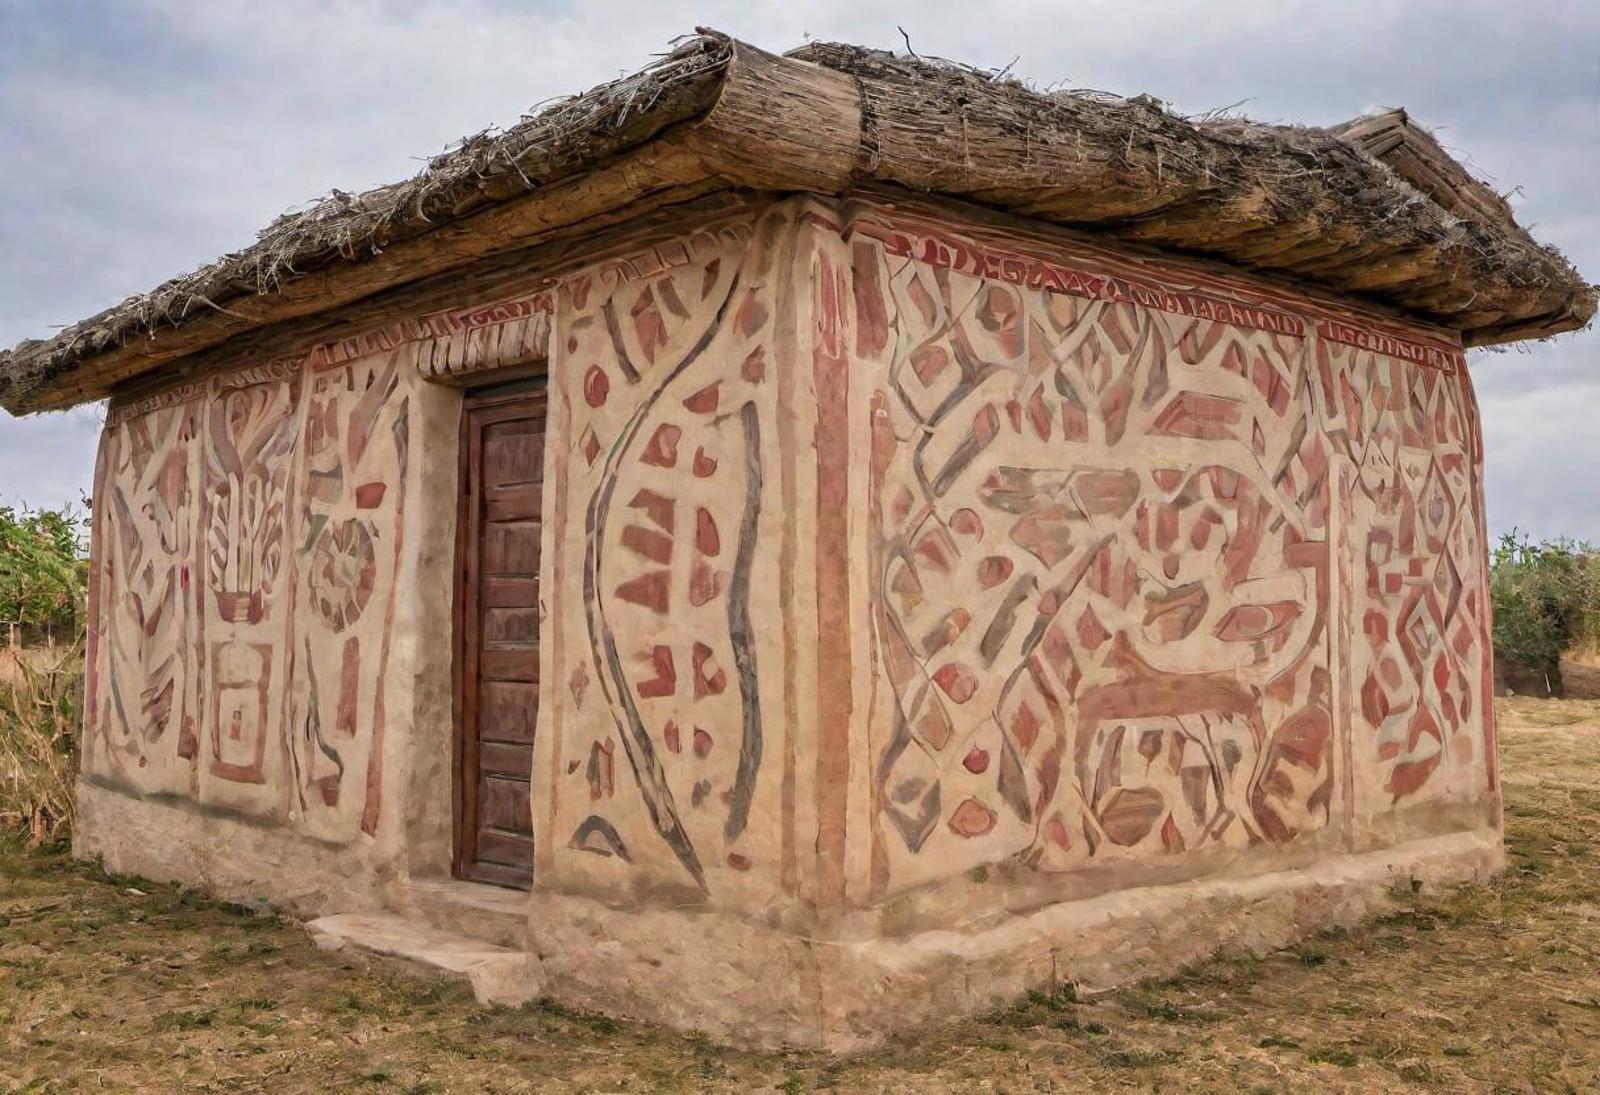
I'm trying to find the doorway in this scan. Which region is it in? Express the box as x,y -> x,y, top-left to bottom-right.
455,380 -> 546,889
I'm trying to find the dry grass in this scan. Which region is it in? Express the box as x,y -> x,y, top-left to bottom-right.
0,644 -> 80,844
4,698 -> 1599,1092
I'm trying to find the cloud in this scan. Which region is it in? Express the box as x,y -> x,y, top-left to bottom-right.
1,0 -> 1595,541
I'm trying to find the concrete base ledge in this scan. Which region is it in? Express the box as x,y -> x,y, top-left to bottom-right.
72,780 -> 1502,1051
307,912 -> 541,1007
73,777 -> 389,916
521,828 -> 1503,1050
395,878 -> 530,950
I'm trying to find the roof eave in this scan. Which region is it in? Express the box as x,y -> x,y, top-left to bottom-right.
3,33 -> 1592,414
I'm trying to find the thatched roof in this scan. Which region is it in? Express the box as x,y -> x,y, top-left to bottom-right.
3,30 -> 1592,413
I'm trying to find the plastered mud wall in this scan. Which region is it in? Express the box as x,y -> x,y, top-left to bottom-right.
78,280 -> 553,887
79,192 -> 1496,940
534,208 -> 805,911
810,197 -> 1495,923
84,353 -> 414,841
529,193 -> 1494,932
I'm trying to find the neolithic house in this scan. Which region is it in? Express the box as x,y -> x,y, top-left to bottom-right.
2,33 -> 1592,1049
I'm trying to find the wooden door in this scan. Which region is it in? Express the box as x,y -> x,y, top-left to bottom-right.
456,382 -> 546,889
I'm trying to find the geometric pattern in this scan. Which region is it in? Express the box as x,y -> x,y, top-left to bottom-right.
80,192 -> 1492,908
547,209 -> 787,894
833,201 -> 1489,898
80,270 -> 554,844
1327,339 -> 1489,816
540,197 -> 1491,905
83,353 -> 411,843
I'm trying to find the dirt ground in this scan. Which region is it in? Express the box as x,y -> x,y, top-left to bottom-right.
4,698 -> 1599,1094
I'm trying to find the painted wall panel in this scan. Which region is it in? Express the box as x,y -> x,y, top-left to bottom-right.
540,206 -> 803,906
85,352 -> 414,845
803,196 -> 1494,908
79,192 -> 1494,934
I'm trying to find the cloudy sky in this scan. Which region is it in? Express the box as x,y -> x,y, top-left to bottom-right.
2,0 -> 1595,539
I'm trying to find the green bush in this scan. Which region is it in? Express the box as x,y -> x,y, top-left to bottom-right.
0,504 -> 89,645
0,503 -> 87,841
1488,532 -> 1600,685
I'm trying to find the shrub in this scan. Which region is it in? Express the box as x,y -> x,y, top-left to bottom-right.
1488,532 -> 1600,689
0,502 -> 87,842
0,504 -> 89,646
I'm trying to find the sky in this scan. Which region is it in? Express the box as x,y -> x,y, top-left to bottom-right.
1,0 -> 1595,539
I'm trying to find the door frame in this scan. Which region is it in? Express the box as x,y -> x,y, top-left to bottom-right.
452,375 -> 550,885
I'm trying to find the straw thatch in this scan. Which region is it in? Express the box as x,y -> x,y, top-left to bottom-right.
2,30 -> 1592,413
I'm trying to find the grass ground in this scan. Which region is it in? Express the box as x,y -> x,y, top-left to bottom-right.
4,697 -> 1599,1093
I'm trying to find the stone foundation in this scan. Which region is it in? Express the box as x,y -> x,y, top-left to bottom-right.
521,828 -> 1501,1049
73,778 -> 393,916
72,775 -> 1500,1050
